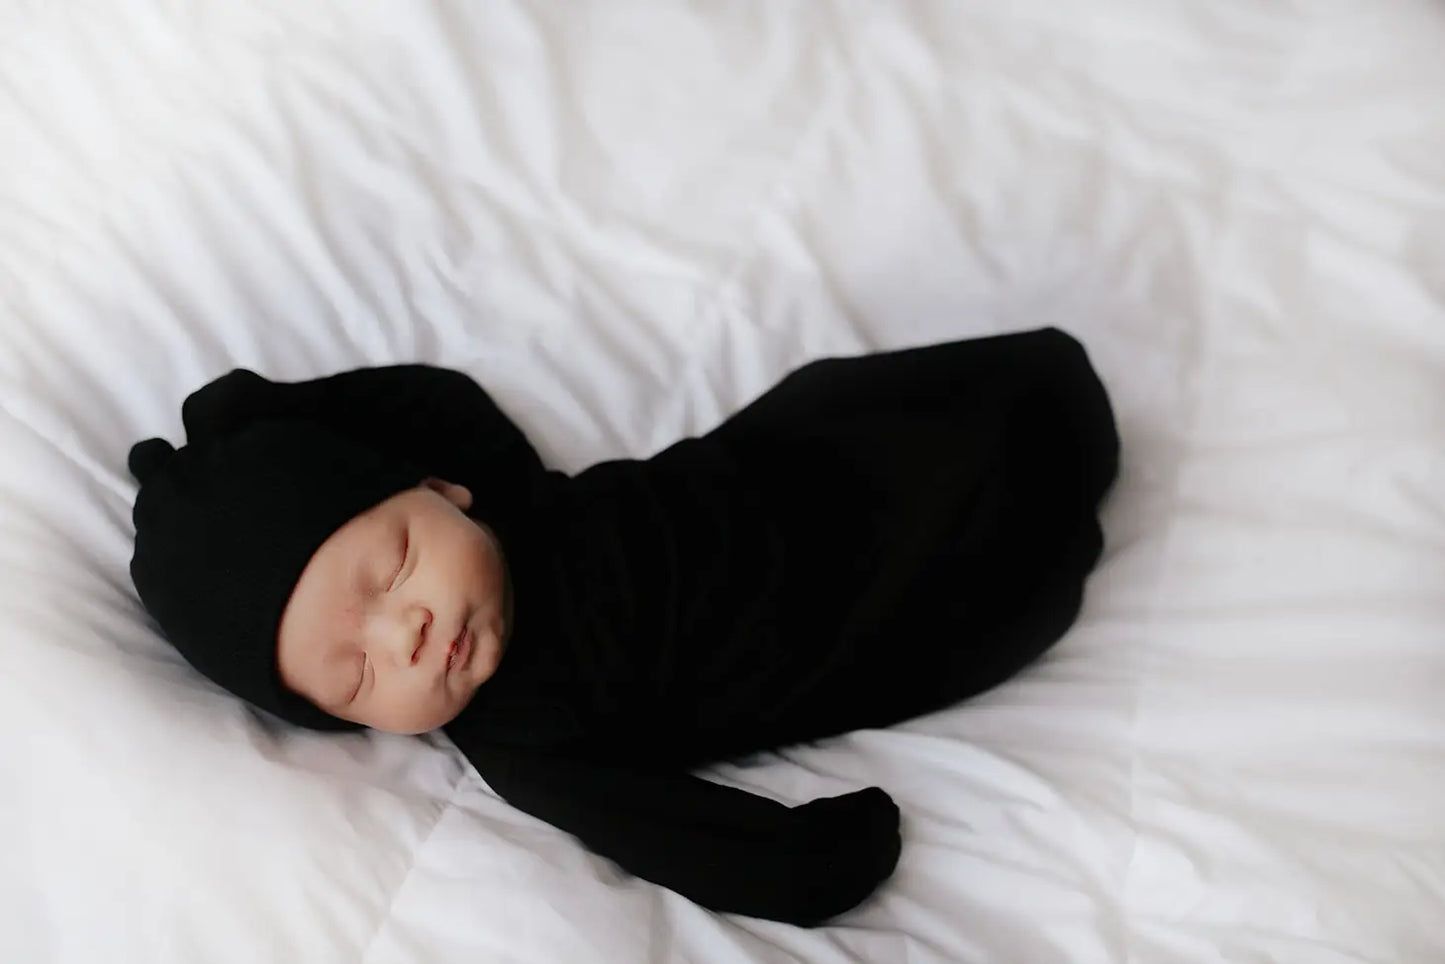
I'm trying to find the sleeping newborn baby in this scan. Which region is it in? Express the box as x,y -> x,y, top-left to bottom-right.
273,474 -> 512,735
128,326 -> 1118,926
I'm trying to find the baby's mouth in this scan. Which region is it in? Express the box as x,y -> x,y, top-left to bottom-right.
446,627 -> 471,671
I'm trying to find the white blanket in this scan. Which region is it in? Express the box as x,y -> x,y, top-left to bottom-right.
3,2 -> 1444,961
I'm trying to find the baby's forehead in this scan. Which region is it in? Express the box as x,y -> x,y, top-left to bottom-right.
334,493 -> 408,546
299,486 -> 422,583
326,514 -> 391,569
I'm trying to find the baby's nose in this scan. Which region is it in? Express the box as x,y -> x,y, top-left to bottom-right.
394,606 -> 433,665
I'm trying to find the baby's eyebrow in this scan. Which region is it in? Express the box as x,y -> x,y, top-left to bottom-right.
348,541 -> 379,597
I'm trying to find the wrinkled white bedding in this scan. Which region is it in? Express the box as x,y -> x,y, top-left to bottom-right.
3,2 -> 1444,961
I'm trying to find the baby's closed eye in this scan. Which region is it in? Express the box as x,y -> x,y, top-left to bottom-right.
385,529 -> 410,591
349,653 -> 369,703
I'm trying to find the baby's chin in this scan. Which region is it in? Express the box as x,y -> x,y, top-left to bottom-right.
370,703 -> 467,735
352,682 -> 477,734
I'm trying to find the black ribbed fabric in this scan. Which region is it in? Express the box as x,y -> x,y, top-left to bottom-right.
130,327 -> 1119,926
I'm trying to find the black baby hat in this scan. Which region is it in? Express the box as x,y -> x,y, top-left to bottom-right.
128,370 -> 427,730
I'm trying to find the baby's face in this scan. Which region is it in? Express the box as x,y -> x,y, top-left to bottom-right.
276,479 -> 510,734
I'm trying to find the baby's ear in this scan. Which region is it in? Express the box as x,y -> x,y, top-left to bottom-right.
422,477 -> 473,511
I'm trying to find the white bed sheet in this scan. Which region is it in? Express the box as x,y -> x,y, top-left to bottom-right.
3,1 -> 1444,961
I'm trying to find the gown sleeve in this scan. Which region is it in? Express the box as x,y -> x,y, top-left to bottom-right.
465,743 -> 902,927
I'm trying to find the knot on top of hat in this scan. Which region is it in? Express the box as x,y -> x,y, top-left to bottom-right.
182,368 -> 280,443
128,438 -> 177,484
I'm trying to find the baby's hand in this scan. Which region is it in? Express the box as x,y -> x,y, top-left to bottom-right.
785,786 -> 902,924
